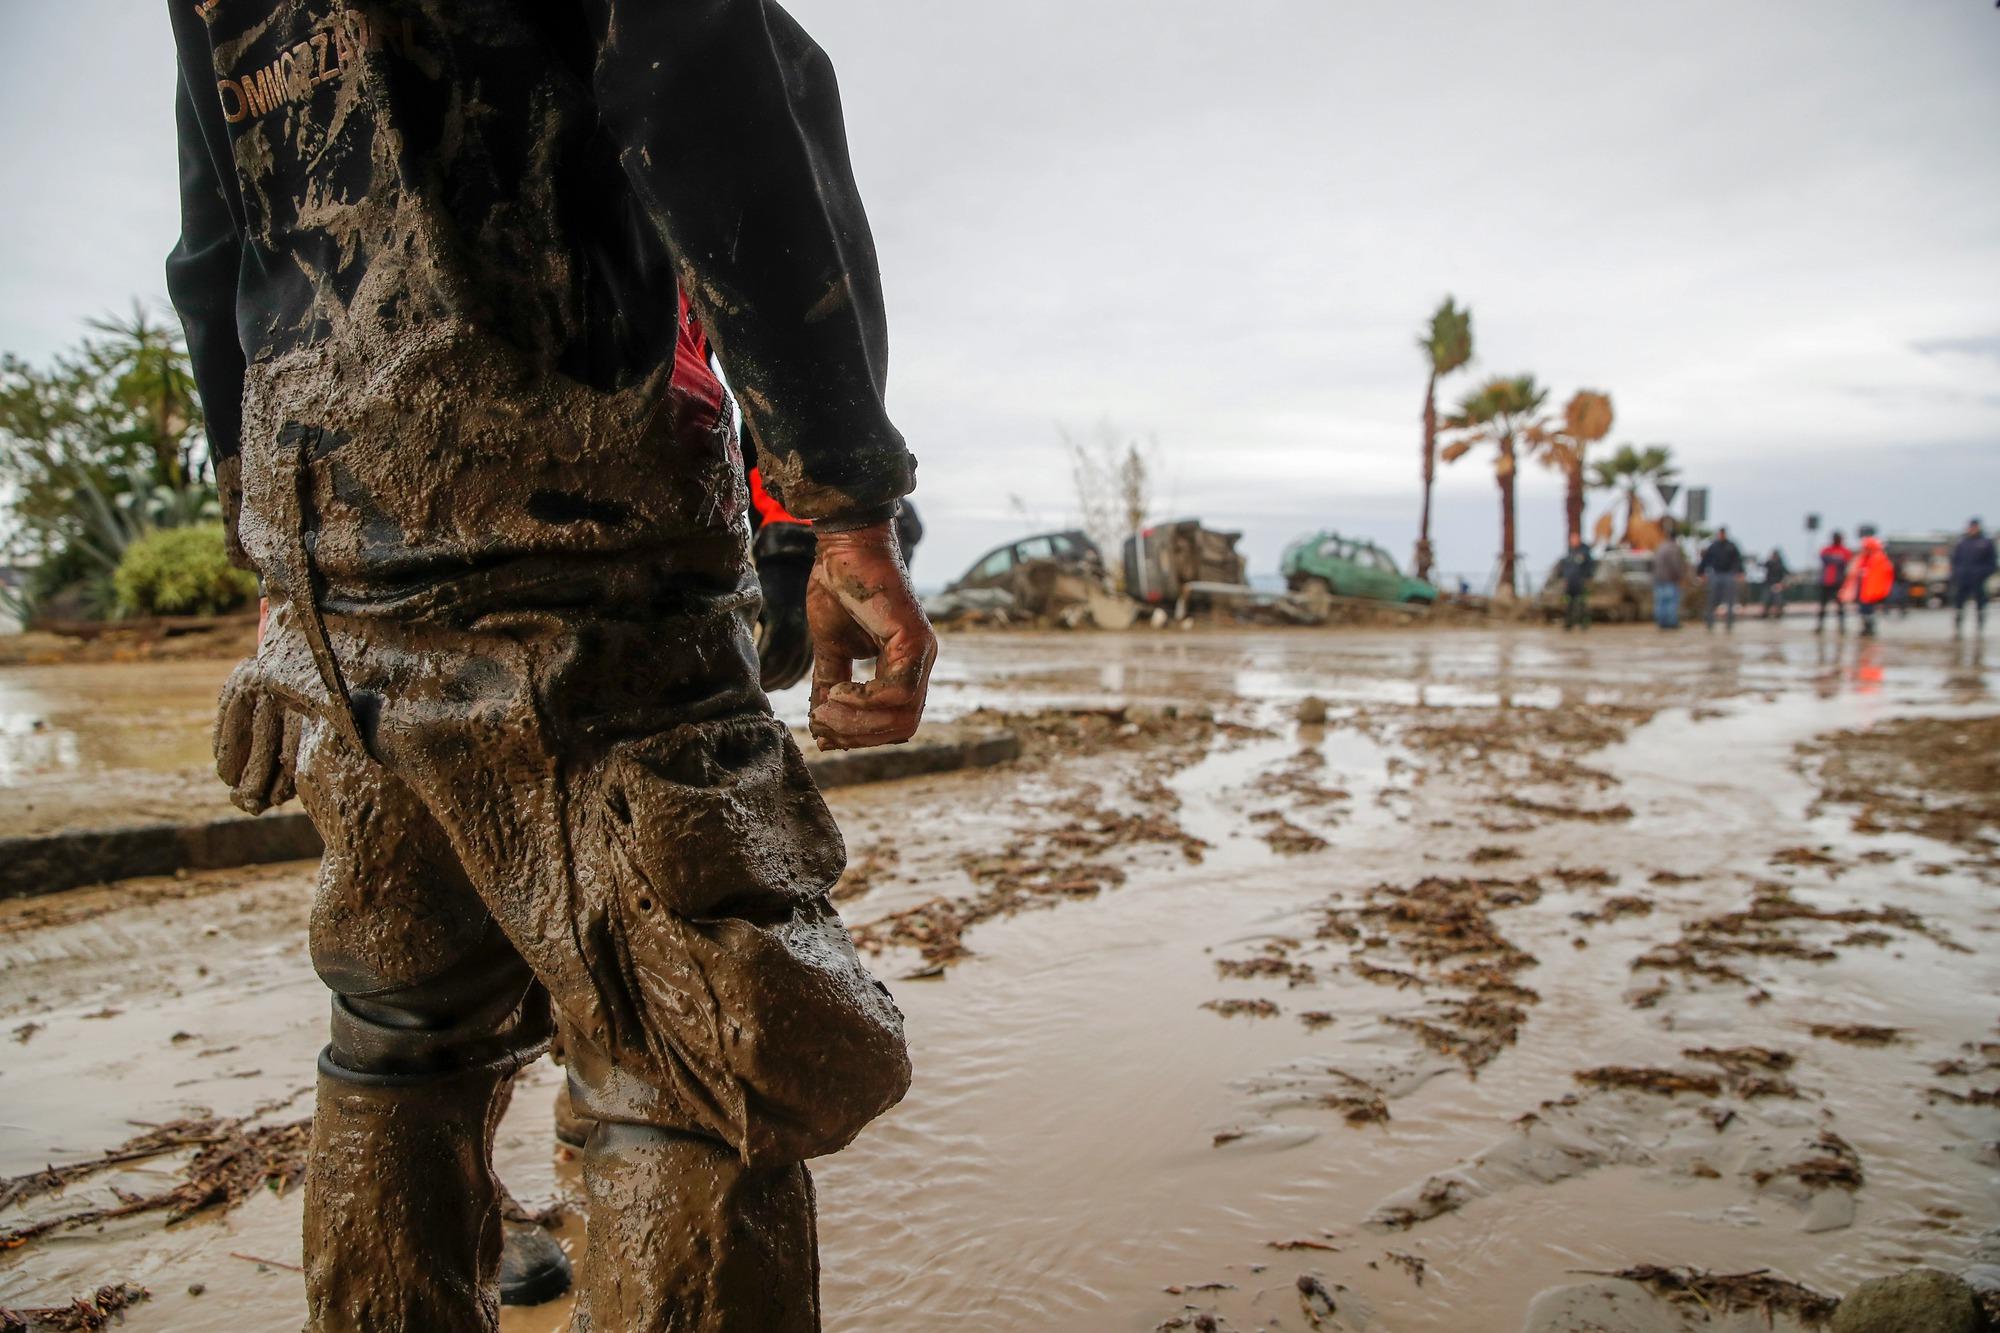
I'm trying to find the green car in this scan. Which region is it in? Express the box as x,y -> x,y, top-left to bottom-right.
1281,531 -> 1439,606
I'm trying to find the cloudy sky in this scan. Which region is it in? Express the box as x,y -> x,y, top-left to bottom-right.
3,1 -> 1997,586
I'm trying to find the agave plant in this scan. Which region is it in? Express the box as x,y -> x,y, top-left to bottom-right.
1,303 -> 216,622
1442,374 -> 1550,597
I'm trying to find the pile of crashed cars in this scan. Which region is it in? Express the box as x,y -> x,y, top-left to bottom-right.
922,522 -> 1443,629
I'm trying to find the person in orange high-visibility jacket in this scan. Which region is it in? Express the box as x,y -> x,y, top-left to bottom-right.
1842,527 -> 1896,637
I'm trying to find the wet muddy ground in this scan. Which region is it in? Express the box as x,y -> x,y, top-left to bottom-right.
2,618 -> 1996,1331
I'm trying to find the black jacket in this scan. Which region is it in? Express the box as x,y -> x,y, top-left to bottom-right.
1698,538 -> 1743,576
1952,533 -> 1997,590
166,0 -> 912,590
1559,546 -> 1596,594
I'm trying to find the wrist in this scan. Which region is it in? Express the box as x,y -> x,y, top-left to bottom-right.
812,520 -> 898,558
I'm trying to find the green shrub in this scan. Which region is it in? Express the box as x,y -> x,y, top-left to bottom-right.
112,524 -> 257,617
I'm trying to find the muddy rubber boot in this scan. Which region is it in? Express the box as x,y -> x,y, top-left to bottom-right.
499,1219 -> 573,1307
304,1052 -> 513,1333
571,1122 -> 820,1333
553,1078 -> 594,1149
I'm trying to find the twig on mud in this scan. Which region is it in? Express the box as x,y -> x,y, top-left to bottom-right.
1571,1264 -> 1838,1326
0,1283 -> 149,1332
0,1111 -> 311,1250
229,1251 -> 305,1273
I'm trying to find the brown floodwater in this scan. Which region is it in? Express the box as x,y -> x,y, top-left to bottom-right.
1,619 -> 1995,1331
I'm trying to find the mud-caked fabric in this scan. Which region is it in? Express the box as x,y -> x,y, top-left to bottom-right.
166,0 -> 913,533
572,1124 -> 820,1333
269,534 -> 911,1164
304,1059 -> 514,1333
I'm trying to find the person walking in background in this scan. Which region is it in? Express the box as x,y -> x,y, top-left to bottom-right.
1815,530 -> 1853,634
1652,534 -> 1687,631
1699,526 -> 1745,631
1761,547 -> 1789,619
1950,517 -> 1997,635
1559,536 -> 1597,631
1844,526 -> 1896,637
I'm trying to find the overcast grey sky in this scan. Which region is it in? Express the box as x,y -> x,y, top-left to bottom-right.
3,1 -> 1997,585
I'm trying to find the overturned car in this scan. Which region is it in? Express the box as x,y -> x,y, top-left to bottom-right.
925,530 -> 1111,624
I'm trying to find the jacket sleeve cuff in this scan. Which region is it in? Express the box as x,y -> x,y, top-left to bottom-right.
811,503 -> 900,534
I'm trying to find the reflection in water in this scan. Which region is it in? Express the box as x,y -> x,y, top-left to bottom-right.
1851,640 -> 1885,695
1945,636 -> 1989,702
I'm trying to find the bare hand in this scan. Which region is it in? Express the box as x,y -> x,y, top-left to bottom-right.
807,520 -> 937,751
214,657 -> 300,814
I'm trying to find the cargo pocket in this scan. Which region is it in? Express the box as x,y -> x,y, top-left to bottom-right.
585,713 -> 845,922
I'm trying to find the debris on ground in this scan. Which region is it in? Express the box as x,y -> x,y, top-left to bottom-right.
833,842 -> 900,903
1574,1266 -> 1839,1326
1203,998 -> 1281,1020
1771,845 -> 1842,868
1801,713 -> 2000,858
1573,1066 -> 1723,1098
1250,810 -> 1329,855
1628,879 -> 1957,1002
0,1283 -> 151,1332
1216,942 -> 1317,987
1313,875 -> 1543,1073
1808,1024 -> 1904,1047
1295,1274 -> 1339,1327
0,1106 -> 310,1249
852,707 -> 1238,969
1751,1131 -> 1864,1193
1384,1251 -> 1428,1287
1252,751 -> 1351,809
1683,1045 -> 1796,1073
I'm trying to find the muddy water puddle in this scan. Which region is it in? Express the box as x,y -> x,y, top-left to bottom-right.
2,621 -> 1997,1330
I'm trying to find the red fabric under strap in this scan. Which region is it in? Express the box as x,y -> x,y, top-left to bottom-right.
673,291 -> 725,421
750,466 -> 809,527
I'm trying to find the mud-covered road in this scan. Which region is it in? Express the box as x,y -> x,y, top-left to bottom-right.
3,619 -> 1996,1331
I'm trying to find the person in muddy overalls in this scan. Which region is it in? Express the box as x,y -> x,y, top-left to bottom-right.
167,4 -> 935,1329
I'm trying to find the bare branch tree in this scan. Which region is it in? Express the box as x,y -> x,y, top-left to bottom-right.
1062,420 -> 1155,587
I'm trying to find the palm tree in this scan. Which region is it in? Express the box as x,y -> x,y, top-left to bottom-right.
1414,297 -> 1473,583
1442,374 -> 1549,597
1586,443 -> 1678,548
1534,390 -> 1613,547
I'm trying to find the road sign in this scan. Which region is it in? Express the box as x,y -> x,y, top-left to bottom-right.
1686,487 -> 1709,527
1806,513 -> 1820,532
1656,481 -> 1681,507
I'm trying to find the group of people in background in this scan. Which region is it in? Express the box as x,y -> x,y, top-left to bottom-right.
1805,520 -> 1994,638
1598,517 -> 1999,638
1804,528 -> 1893,637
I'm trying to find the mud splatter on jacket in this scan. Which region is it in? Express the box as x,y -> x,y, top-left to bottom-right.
165,0 -> 914,594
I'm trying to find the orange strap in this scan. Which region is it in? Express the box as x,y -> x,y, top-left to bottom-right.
749,467 -> 809,527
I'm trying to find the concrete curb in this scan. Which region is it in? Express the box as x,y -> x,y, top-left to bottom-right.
0,727 -> 1019,902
